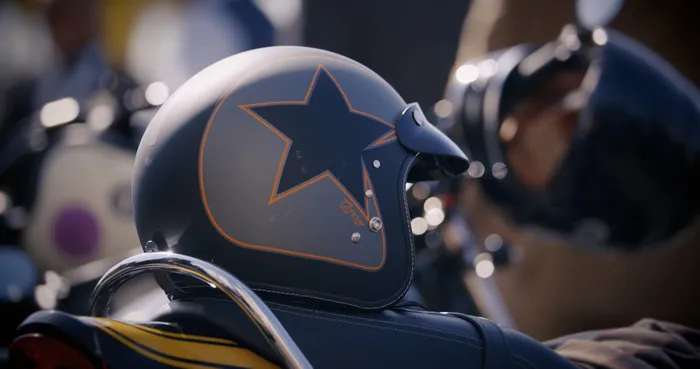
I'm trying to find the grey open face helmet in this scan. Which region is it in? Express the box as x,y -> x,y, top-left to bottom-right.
132,46 -> 469,309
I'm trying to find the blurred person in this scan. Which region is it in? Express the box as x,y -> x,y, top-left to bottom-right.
0,0 -> 114,344
0,0 -> 138,244
441,0 -> 700,343
0,0 -> 144,330
0,0 -> 116,141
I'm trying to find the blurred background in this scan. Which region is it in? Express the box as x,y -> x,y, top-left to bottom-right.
1,0 -> 699,361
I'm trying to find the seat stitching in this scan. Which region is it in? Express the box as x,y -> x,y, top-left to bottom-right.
512,353 -> 538,369
272,306 -> 481,348
268,302 -> 481,344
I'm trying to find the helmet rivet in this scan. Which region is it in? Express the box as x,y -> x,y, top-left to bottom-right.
351,232 -> 362,243
369,217 -> 383,232
492,162 -> 508,179
365,189 -> 373,198
144,240 -> 159,252
373,160 -> 381,168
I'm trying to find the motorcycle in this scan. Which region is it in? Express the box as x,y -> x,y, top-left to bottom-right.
411,0 -> 700,332
0,69 -> 159,348
7,250 -> 581,369
6,1 -> 696,368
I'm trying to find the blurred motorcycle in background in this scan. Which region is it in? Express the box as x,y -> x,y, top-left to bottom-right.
0,70 -> 161,348
410,0 -> 700,337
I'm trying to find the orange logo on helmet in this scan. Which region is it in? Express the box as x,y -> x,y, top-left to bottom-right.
340,198 -> 365,227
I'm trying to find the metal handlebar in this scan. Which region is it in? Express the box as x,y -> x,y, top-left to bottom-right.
90,251 -> 312,369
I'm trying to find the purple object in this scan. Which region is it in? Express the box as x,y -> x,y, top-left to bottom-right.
52,206 -> 100,258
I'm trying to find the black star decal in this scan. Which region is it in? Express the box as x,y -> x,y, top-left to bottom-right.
240,65 -> 397,214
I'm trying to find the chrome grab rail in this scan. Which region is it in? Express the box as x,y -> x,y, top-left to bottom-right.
89,252 -> 312,369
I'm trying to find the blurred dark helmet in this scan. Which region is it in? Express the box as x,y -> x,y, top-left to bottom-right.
440,18 -> 700,252
133,46 -> 468,308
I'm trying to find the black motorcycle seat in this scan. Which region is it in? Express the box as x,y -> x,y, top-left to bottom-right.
159,297 -> 577,369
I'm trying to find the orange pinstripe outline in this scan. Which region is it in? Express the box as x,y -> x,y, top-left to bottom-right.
371,130 -> 398,148
240,64 -> 393,218
199,60 -> 393,271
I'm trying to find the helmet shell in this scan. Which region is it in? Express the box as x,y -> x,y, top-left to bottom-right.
134,46 -> 422,308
